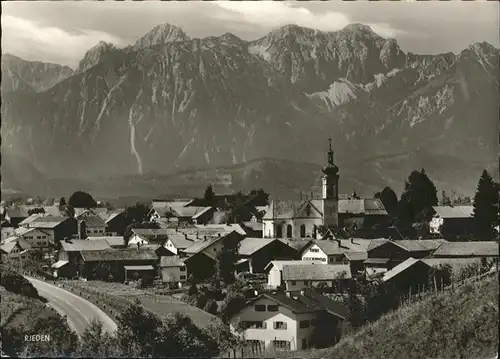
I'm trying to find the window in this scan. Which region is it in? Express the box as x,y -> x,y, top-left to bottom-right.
273,321 -> 287,330
37,236 -> 42,239
180,266 -> 186,271
302,338 -> 307,349
244,321 -> 266,329
286,225 -> 293,238
291,280 -> 296,285
304,281 -> 309,285
267,305 -> 278,312
254,305 -> 266,312
310,248 -> 319,253
276,224 -> 283,238
300,224 -> 306,238
180,275 -> 186,280
329,257 -> 334,263
272,340 -> 290,350
299,320 -> 310,329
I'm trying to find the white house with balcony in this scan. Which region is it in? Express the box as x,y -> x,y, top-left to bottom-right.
229,289 -> 348,351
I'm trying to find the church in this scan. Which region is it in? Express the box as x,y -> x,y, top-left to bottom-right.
262,139 -> 389,239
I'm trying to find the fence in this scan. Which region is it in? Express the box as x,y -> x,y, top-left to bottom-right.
399,266 -> 498,307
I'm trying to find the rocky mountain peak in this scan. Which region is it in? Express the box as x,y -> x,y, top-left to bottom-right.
77,41 -> 119,74
342,23 -> 376,34
134,23 -> 190,49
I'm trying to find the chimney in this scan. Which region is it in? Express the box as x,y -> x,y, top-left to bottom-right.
204,236 -> 207,241
350,237 -> 354,244
336,238 -> 341,246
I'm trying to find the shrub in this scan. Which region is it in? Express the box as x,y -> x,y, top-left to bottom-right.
0,270 -> 41,299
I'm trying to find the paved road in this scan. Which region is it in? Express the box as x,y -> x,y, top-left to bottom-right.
25,277 -> 117,336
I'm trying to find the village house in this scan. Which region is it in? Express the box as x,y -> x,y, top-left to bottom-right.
1,238 -> 31,262
429,206 -> 474,239
282,264 -> 351,293
240,222 -> 264,238
160,256 -> 187,287
99,210 -> 127,236
381,258 -> 433,295
27,216 -> 78,244
300,239 -> 371,265
164,233 -> 195,256
236,238 -> 299,274
52,238 -> 112,278
77,213 -> 107,238
79,247 -> 159,282
229,288 -> 348,351
3,206 -> 30,227
265,260 -> 316,289
182,231 -> 245,280
364,239 -> 445,276
262,140 -> 389,239
130,228 -> 170,245
11,227 -> 53,249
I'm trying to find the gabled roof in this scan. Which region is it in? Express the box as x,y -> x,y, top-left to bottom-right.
87,236 -> 125,247
29,216 -> 70,229
61,239 -> 111,252
307,239 -> 372,256
166,234 -> 195,249
281,239 -> 314,253
432,206 -> 474,219
264,260 -> 312,272
236,290 -> 348,319
183,231 -> 242,255
343,251 -> 368,261
1,239 -> 30,254
193,224 -> 247,236
382,258 -> 430,282
18,214 -> 45,227
100,211 -> 124,224
80,215 -> 106,227
367,238 -> 406,252
170,206 -> 212,218
240,222 -> 263,232
338,198 -> 387,215
395,239 -> 447,252
160,256 -> 185,267
5,206 -> 30,218
283,263 -> 351,281
131,228 -> 170,239
80,248 -> 158,262
237,238 -> 286,256
263,200 -> 322,220
432,241 -> 499,257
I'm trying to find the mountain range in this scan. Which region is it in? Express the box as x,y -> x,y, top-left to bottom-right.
1,23 -> 499,199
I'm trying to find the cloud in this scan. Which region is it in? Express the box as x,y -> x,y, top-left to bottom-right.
212,1 -> 405,38
1,15 -> 124,68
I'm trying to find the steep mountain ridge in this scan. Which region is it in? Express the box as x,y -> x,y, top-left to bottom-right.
1,23 -> 498,198
1,53 -> 74,93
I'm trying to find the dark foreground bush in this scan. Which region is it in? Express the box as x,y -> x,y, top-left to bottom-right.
0,270 -> 43,300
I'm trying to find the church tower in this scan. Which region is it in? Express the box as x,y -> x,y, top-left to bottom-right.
322,138 -> 339,228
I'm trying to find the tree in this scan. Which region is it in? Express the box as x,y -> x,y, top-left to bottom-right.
374,186 -> 399,217
68,191 -> 97,209
249,189 -> 270,206
472,170 -> 499,241
28,207 -> 45,216
215,236 -> 240,285
59,197 -> 67,207
398,169 -> 438,227
124,202 -> 150,225
204,185 -> 216,206
77,320 -> 121,358
65,205 -> 75,218
203,299 -> 219,315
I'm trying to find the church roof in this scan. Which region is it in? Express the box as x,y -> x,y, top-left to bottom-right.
263,200 -> 323,220
263,198 -> 387,220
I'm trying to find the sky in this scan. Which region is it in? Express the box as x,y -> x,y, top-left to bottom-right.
2,1 -> 499,69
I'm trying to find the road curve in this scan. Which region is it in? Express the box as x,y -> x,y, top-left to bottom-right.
25,277 -> 117,336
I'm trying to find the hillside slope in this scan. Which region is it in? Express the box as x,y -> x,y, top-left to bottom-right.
284,275 -> 499,359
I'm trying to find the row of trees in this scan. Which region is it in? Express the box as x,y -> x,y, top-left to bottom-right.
374,169 -> 499,240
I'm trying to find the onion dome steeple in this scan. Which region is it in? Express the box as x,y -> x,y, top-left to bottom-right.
322,138 -> 339,175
